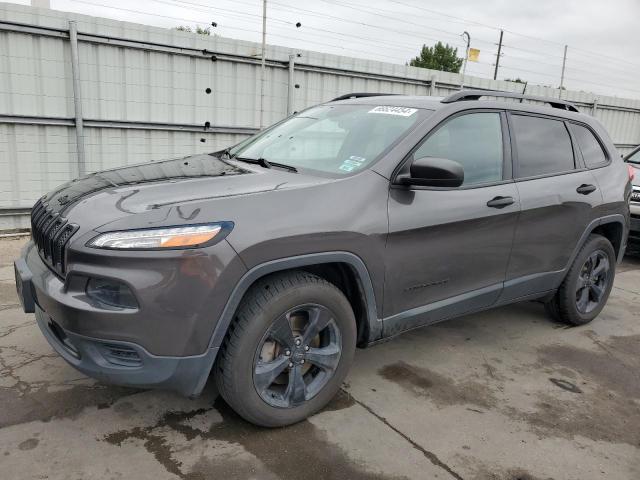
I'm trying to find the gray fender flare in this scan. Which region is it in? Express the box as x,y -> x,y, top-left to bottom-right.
190,251 -> 380,396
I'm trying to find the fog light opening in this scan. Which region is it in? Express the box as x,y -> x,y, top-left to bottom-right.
86,277 -> 138,309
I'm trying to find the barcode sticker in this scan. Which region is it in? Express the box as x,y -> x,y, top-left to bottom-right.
368,106 -> 418,116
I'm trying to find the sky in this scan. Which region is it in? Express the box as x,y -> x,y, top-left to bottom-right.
9,0 -> 640,99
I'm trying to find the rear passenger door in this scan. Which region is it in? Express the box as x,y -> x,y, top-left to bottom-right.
502,113 -> 602,300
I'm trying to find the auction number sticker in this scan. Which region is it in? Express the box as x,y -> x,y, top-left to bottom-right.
368,106 -> 417,116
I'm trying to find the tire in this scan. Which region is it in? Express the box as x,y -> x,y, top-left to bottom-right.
544,234 -> 616,326
215,270 -> 357,427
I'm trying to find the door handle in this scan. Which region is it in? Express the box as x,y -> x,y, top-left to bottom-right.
576,184 -> 597,195
486,196 -> 515,209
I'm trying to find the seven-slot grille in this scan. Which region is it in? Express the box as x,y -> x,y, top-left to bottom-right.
30,199 -> 78,276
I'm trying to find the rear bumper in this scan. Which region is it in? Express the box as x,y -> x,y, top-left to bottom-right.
34,305 -> 217,396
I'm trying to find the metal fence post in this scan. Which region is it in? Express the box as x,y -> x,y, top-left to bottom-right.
592,97 -> 599,117
287,54 -> 296,115
69,21 -> 86,177
258,0 -> 267,128
429,74 -> 437,96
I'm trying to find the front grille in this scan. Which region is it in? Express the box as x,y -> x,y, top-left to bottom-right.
30,199 -> 78,276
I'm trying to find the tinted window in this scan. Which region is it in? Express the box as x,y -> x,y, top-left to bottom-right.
570,124 -> 607,167
413,112 -> 503,185
512,115 -> 575,178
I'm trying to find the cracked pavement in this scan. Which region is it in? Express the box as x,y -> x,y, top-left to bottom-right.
1,236 -> 639,480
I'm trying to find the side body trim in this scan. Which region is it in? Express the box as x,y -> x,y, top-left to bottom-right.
381,214 -> 626,338
382,283 -> 502,338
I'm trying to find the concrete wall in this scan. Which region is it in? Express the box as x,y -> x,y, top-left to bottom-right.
1,2 -> 639,229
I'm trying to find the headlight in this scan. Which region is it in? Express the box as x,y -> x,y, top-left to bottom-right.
88,224 -> 229,250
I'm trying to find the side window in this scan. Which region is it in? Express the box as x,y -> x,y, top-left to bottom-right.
413,112 -> 503,186
570,124 -> 608,168
511,115 -> 575,178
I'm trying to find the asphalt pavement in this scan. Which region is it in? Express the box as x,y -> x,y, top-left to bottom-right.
1,236 -> 638,479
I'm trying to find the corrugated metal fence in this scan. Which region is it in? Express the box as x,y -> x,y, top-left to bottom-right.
1,2 -> 640,229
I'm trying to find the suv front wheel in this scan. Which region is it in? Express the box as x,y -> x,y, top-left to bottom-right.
215,271 -> 356,427
545,234 -> 616,325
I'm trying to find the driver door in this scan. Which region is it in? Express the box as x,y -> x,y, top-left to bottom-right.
383,110 -> 520,335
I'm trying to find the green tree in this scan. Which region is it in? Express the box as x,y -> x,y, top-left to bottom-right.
505,78 -> 526,84
409,42 -> 463,73
175,25 -> 211,35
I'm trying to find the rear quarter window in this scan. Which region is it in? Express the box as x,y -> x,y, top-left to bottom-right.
511,115 -> 575,178
570,124 -> 608,168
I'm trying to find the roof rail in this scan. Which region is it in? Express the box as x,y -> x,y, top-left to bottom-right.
331,92 -> 397,102
441,89 -> 579,113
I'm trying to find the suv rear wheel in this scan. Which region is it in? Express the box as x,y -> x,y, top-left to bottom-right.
215,271 -> 356,427
545,234 -> 616,325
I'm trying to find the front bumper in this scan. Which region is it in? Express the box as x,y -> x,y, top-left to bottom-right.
14,240 -> 244,396
34,305 -> 217,396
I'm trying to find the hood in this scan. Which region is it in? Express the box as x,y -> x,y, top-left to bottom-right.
44,154 -> 247,214
40,154 -> 331,232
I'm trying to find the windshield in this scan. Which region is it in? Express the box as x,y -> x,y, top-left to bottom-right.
627,148 -> 640,164
229,104 -> 428,175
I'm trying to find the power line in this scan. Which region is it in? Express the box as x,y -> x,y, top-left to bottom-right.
151,0 -> 435,55
318,0 -> 498,48
356,0 -> 640,73
67,0 -> 640,98
69,0 -> 410,62
502,42 -> 640,75
254,0 -> 640,78
153,0 -> 472,55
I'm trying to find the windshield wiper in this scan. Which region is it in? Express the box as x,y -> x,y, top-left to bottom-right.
234,157 -> 297,173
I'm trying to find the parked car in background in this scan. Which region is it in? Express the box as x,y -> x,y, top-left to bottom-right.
625,145 -> 640,249
14,90 -> 632,427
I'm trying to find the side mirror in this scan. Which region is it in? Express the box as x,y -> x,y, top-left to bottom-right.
398,156 -> 464,188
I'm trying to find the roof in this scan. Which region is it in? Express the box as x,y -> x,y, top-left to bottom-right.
329,95 -> 446,110
328,90 -> 587,120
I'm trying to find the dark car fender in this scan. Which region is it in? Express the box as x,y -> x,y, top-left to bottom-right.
190,251 -> 381,397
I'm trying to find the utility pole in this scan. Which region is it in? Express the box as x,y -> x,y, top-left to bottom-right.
493,30 -> 503,80
559,44 -> 568,99
259,0 -> 267,129
460,31 -> 470,90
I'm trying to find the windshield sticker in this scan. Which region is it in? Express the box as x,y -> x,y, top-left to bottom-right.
368,106 -> 417,117
339,156 -> 366,172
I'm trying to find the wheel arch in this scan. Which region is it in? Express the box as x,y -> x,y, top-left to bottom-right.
190,252 -> 381,396
569,214 -> 627,269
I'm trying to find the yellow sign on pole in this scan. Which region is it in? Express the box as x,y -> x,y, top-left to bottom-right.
468,48 -> 480,62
